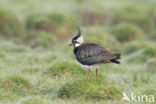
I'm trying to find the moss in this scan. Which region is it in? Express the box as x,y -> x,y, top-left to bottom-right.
112,23 -> 142,42
57,77 -> 122,100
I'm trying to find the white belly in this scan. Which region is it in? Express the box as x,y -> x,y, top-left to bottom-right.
76,61 -> 98,70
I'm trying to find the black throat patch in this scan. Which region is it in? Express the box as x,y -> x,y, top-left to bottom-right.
74,47 -> 79,55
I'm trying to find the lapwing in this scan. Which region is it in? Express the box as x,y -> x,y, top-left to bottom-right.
69,27 -> 121,76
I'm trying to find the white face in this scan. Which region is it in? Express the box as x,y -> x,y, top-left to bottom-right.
77,36 -> 84,43
74,36 -> 84,47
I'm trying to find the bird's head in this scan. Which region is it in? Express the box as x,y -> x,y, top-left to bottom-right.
69,27 -> 84,47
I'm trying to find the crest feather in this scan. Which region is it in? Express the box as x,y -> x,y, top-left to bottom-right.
77,26 -> 81,36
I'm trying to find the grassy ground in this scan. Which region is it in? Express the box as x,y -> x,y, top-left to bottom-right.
0,0 -> 156,104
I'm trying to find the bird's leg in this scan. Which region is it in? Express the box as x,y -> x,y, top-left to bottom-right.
96,68 -> 98,77
88,69 -> 91,77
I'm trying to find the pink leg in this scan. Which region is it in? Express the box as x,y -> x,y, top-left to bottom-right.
96,68 -> 98,77
88,69 -> 91,77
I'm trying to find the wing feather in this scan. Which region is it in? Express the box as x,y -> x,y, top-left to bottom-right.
76,43 -> 116,65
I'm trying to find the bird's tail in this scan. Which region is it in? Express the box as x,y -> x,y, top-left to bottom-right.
110,53 -> 121,64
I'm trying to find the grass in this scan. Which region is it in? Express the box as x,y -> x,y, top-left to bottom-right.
0,0 -> 156,104
0,8 -> 24,38
57,77 -> 122,100
111,23 -> 142,42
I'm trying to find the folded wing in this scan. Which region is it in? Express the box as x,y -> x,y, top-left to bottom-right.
76,43 -> 117,65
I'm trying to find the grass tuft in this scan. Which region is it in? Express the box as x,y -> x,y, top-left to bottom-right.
145,58 -> 156,72
46,61 -> 86,77
0,8 -> 24,38
0,75 -> 35,101
21,96 -> 48,104
57,77 -> 122,100
113,6 -> 155,32
144,89 -> 156,98
125,45 -> 156,63
112,23 -> 142,42
122,41 -> 146,55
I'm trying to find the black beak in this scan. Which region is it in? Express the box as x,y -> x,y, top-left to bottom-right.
68,43 -> 74,46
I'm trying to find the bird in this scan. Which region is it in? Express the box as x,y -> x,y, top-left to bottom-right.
69,27 -> 121,77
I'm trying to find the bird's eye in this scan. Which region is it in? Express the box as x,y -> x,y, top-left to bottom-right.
73,40 -> 80,44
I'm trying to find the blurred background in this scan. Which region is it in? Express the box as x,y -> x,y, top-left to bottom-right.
0,0 -> 156,104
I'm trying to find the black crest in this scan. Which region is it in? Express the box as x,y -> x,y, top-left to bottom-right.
72,26 -> 81,42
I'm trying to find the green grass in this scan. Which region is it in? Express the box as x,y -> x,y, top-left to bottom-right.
111,23 -> 142,42
0,0 -> 156,104
57,77 -> 122,100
